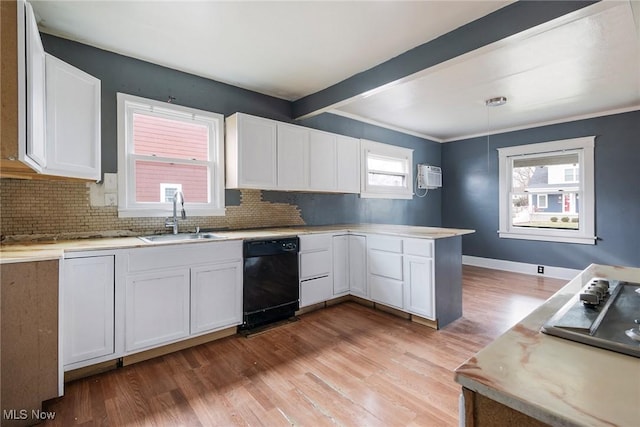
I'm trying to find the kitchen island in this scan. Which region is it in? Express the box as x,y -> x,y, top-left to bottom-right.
455,264 -> 640,427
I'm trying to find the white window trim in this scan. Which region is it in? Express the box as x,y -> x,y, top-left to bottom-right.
537,194 -> 548,209
360,139 -> 413,199
117,93 -> 225,217
498,136 -> 595,245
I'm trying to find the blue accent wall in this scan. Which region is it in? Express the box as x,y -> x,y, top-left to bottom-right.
442,111 -> 640,270
40,35 -> 442,225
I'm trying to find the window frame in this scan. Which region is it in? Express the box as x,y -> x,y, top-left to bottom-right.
116,93 -> 225,218
536,194 -> 548,209
360,139 -> 413,199
497,136 -> 595,245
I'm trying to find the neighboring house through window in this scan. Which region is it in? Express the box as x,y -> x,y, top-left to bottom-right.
117,93 -> 225,217
498,136 -> 595,244
360,139 -> 413,199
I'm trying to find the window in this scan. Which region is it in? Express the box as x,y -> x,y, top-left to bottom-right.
498,136 -> 595,244
564,167 -> 578,182
536,194 -> 548,209
117,93 -> 225,217
360,139 -> 413,199
160,183 -> 182,203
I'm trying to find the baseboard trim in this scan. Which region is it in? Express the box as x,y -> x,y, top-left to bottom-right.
462,255 -> 580,280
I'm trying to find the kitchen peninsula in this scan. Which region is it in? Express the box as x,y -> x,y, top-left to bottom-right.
455,264 -> 640,427
1,224 -> 473,423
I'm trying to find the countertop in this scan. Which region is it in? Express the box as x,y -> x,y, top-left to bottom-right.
0,224 -> 474,264
455,263 -> 640,427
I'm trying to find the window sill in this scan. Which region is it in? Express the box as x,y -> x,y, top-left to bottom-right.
498,230 -> 596,245
360,191 -> 413,200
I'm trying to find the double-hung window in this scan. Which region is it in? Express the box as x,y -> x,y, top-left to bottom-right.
117,93 -> 225,217
498,136 -> 595,244
360,139 -> 413,199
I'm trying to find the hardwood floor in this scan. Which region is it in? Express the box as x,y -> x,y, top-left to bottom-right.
43,266 -> 566,426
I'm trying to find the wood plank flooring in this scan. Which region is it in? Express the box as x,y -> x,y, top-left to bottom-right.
43,266 -> 566,426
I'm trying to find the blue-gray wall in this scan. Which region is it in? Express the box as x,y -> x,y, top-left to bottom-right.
442,111 -> 640,270
40,32 -> 639,269
41,34 -> 442,226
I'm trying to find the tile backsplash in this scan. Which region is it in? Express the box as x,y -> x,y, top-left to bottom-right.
0,179 -> 304,240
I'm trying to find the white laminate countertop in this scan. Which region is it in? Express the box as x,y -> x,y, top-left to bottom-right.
0,224 -> 474,264
454,263 -> 640,427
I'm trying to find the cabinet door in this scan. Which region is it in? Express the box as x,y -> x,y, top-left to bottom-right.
191,262 -> 243,334
332,235 -> 349,295
404,255 -> 435,319
125,268 -> 190,352
238,114 -> 277,189
300,276 -> 333,307
24,1 -> 46,169
369,275 -> 404,309
308,130 -> 336,191
63,256 -> 115,366
336,135 -> 360,193
348,235 -> 368,298
44,54 -> 101,180
277,123 -> 309,190
300,249 -> 331,279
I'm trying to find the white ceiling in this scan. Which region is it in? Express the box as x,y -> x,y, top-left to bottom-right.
31,0 -> 640,142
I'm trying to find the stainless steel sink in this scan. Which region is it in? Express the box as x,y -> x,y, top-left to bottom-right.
138,232 -> 224,243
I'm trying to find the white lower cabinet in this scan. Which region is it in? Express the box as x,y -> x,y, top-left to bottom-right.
349,235 -> 368,298
403,255 -> 434,318
125,268 -> 191,352
123,240 -> 243,354
332,235 -> 350,296
367,235 -> 404,308
63,255 -> 114,368
191,262 -> 242,334
300,276 -> 333,307
369,275 -> 404,309
299,234 -> 333,307
333,234 -> 367,298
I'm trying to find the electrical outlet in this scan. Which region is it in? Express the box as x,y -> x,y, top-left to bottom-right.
537,265 -> 545,274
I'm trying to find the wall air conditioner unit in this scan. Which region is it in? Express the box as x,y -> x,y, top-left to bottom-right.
417,164 -> 442,189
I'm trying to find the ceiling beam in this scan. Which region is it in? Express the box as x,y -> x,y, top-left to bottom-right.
291,0 -> 599,121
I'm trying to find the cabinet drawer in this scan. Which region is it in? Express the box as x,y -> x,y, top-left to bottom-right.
127,240 -> 242,272
367,235 -> 403,253
369,275 -> 403,309
300,250 -> 331,279
299,233 -> 332,252
300,276 -> 332,307
404,238 -> 434,257
368,250 -> 403,281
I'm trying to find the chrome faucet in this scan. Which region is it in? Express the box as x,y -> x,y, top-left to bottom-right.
165,190 -> 186,234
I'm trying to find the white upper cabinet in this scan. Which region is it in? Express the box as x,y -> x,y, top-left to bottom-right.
44,54 -> 101,179
277,122 -> 309,190
336,135 -> 360,193
17,0 -> 101,180
226,113 -> 278,189
307,129 -> 360,193
24,0 -> 46,170
308,130 -> 337,191
225,112 -> 360,193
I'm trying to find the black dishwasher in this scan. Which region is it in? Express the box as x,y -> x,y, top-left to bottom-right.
241,237 -> 300,331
